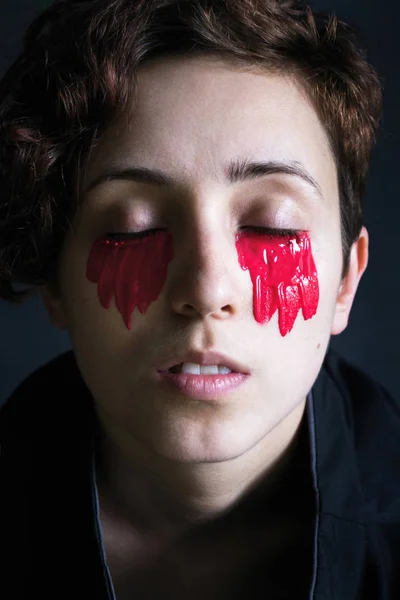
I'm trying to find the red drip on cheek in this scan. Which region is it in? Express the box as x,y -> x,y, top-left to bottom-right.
86,230 -> 319,336
86,232 -> 174,329
235,231 -> 319,336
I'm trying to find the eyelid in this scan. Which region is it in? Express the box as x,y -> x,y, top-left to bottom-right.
104,226 -> 303,242
242,227 -> 301,237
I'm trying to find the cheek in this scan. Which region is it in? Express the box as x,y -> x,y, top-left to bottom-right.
85,231 -> 319,336
236,231 -> 319,336
86,231 -> 174,329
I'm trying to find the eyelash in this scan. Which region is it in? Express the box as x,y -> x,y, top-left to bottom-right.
106,227 -> 301,241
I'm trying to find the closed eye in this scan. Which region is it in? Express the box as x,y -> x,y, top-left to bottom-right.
105,226 -> 302,242
241,227 -> 301,238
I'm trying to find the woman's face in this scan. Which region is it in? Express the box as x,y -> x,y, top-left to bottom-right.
41,57 -> 367,463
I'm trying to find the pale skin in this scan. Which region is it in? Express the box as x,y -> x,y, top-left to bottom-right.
40,56 -> 368,594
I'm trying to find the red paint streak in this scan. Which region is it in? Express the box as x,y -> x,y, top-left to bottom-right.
86,230 -> 319,335
235,231 -> 319,336
86,232 -> 174,329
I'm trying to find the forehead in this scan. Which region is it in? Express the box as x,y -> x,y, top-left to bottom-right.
85,57 -> 337,197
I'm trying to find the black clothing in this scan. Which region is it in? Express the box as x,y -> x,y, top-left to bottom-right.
0,347 -> 399,598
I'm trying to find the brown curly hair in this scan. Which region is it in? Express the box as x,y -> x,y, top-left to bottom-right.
0,0 -> 382,303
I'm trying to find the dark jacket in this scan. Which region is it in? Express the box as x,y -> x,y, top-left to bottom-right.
0,347 -> 399,599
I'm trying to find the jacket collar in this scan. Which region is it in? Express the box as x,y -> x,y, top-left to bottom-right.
306,357 -> 373,600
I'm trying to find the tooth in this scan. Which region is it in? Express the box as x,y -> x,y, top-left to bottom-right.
200,365 -> 219,375
180,363 -> 232,375
181,363 -> 201,375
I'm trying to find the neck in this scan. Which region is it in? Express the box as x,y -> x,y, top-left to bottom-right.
93,399 -> 307,541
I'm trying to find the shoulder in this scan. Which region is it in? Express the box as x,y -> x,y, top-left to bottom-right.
320,346 -> 400,438
317,346 -> 400,520
0,351 -> 91,443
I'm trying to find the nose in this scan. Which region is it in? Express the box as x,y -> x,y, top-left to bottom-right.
166,224 -> 247,321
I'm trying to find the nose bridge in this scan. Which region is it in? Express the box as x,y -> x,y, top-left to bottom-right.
164,194 -> 248,318
179,201 -> 236,275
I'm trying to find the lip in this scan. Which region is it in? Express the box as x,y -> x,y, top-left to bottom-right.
156,371 -> 250,401
157,350 -> 251,374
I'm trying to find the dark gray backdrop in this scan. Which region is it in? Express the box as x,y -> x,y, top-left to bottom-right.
0,0 -> 399,406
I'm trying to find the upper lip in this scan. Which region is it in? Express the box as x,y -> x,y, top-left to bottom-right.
157,350 -> 251,374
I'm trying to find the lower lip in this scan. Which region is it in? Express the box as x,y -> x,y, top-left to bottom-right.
156,371 -> 250,400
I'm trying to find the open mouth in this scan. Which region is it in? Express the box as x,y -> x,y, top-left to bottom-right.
167,363 -> 234,375
168,364 -> 183,373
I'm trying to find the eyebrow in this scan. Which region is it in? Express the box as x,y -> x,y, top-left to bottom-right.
84,158 -> 324,200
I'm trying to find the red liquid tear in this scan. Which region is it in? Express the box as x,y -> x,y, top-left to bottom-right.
86,230 -> 319,335
235,231 -> 319,336
86,232 -> 174,329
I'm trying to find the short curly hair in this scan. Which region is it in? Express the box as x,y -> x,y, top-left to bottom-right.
0,0 -> 382,303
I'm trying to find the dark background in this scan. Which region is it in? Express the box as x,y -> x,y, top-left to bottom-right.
0,0 -> 399,406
